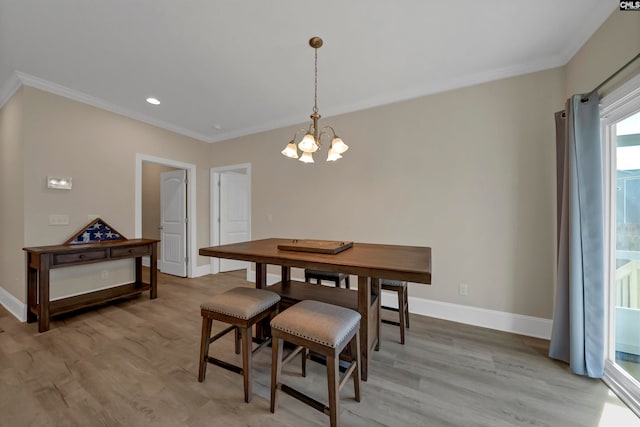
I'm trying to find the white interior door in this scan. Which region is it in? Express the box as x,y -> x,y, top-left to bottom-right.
160,169 -> 187,277
219,171 -> 250,272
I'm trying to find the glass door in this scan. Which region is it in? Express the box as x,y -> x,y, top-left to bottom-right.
612,111 -> 640,382
603,74 -> 640,414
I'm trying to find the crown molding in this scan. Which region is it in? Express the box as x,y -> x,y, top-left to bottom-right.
556,1 -> 618,65
8,71 -> 211,143
0,72 -> 22,110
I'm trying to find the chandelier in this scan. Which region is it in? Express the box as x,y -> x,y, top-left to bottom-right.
281,37 -> 348,163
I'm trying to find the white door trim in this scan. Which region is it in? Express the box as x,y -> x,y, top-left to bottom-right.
210,163 -> 251,274
135,153 -> 197,278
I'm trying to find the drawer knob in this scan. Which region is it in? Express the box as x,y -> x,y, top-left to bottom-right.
79,254 -> 85,259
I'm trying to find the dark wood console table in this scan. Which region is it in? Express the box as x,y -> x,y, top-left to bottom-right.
23,239 -> 159,332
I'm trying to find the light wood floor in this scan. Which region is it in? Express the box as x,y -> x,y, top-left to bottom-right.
1,270 -> 638,427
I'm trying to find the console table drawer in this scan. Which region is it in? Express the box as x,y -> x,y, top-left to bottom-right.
53,249 -> 108,265
111,245 -> 150,258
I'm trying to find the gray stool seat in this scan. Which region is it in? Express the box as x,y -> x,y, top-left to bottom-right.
305,269 -> 351,289
200,287 -> 280,319
271,300 -> 361,348
380,279 -> 410,344
270,300 -> 361,427
198,287 -> 280,403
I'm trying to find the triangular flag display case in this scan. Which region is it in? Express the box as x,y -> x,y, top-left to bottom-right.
64,218 -> 127,245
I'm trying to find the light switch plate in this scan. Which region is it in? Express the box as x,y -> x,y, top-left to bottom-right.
49,214 -> 69,225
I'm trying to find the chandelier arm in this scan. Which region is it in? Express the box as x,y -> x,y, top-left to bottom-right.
319,126 -> 337,137
292,128 -> 308,142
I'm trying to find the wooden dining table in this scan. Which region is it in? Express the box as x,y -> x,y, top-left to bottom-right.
199,238 -> 432,380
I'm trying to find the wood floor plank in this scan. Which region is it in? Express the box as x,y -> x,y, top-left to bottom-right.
0,269 -> 638,426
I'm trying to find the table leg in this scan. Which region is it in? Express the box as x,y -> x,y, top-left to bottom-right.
372,278 -> 381,351
281,266 -> 290,282
358,276 -> 371,381
38,254 -> 50,333
255,263 -> 268,339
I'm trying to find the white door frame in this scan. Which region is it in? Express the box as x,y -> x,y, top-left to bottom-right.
135,153 -> 197,278
210,163 -> 251,274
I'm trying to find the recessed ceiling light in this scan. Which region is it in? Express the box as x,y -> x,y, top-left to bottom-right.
146,97 -> 160,105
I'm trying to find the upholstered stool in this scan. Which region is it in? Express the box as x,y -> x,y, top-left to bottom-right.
270,300 -> 361,427
305,269 -> 351,289
198,287 -> 280,403
381,279 -> 409,344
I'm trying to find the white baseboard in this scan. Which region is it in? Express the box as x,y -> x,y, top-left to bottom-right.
0,286 -> 27,322
192,263 -> 212,278
402,295 -> 552,339
245,270 -> 552,340
143,257 -> 210,278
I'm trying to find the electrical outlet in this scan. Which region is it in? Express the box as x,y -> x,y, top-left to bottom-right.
459,283 -> 469,296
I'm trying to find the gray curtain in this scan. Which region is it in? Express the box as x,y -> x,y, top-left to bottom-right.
549,91 -> 605,378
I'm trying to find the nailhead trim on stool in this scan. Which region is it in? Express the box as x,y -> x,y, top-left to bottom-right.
198,287 -> 280,403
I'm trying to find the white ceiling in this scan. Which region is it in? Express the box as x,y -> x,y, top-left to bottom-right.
0,0 -> 617,143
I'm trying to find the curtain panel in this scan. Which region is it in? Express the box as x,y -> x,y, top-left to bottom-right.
549,92 -> 605,378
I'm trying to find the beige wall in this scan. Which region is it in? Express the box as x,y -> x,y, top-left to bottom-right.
209,68 -> 565,319
6,86 -> 212,302
566,10 -> 640,97
0,87 -> 25,302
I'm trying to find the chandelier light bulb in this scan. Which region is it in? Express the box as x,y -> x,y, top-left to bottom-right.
326,147 -> 342,161
330,137 -> 348,154
298,133 -> 319,153
281,141 -> 299,158
299,152 -> 315,163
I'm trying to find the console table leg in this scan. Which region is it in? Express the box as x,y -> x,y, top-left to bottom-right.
38,254 -> 50,333
150,242 -> 158,299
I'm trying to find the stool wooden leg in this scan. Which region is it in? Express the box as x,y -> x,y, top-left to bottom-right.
270,336 -> 283,413
327,353 -> 340,427
345,276 -> 350,289
235,327 -> 241,355
198,317 -> 213,382
241,326 -> 252,403
404,288 -> 410,329
398,289 -> 406,345
351,331 -> 361,402
301,347 -> 307,377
